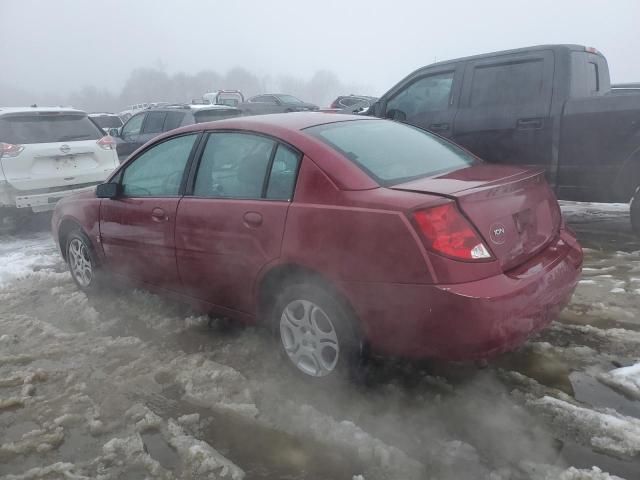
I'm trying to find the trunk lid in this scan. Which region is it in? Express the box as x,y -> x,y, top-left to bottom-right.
1,140 -> 118,191
392,164 -> 561,271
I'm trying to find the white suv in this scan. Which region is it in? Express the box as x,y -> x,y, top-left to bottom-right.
0,107 -> 119,232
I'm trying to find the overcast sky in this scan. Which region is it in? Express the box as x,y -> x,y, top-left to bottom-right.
3,0 -> 640,96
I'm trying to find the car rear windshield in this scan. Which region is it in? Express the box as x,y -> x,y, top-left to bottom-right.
90,115 -> 123,129
194,109 -> 242,123
0,113 -> 103,144
305,119 -> 477,185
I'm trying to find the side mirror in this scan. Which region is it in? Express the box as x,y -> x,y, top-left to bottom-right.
386,109 -> 407,122
96,182 -> 120,199
108,127 -> 120,137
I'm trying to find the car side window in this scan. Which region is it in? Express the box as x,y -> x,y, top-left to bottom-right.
250,96 -> 267,103
386,72 -> 454,120
469,59 -> 544,107
193,133 -> 275,199
121,134 -> 198,197
142,111 -> 167,134
121,113 -> 145,139
266,145 -> 301,200
164,111 -> 186,131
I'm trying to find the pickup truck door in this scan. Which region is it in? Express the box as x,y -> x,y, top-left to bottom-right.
379,64 -> 464,139
453,51 -> 555,175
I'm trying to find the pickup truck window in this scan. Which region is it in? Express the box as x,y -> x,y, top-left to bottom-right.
470,59 -> 544,107
587,62 -> 599,93
386,72 -> 454,119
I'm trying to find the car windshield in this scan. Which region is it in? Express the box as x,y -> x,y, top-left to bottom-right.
217,93 -> 243,106
0,113 -> 103,144
276,94 -> 303,104
306,119 -> 477,184
90,115 -> 122,129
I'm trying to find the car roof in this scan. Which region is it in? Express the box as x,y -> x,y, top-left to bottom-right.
171,112 -> 374,135
414,44 -> 599,71
0,106 -> 86,116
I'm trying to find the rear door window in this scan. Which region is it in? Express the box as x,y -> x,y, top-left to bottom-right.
266,145 -> 301,200
193,133 -> 275,199
163,111 -> 186,131
142,111 -> 167,134
469,59 -> 544,107
0,113 -> 103,144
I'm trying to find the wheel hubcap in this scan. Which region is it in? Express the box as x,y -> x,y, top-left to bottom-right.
279,299 -> 339,377
68,238 -> 92,287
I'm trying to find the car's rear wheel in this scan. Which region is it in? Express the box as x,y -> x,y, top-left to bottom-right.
271,282 -> 361,380
631,186 -> 640,236
66,230 -> 100,292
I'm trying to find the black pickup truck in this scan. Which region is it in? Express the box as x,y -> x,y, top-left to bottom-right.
370,44 -> 640,232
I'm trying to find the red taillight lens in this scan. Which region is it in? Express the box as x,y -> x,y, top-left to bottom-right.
413,202 -> 492,261
0,142 -> 25,158
97,136 -> 116,150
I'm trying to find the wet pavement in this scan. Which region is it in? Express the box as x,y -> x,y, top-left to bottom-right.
0,202 -> 639,479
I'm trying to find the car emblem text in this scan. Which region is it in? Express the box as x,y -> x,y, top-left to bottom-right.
489,223 -> 506,245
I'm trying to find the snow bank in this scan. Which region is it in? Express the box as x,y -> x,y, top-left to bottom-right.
170,355 -> 258,418
598,362 -> 640,400
0,234 -> 60,287
530,396 -> 640,457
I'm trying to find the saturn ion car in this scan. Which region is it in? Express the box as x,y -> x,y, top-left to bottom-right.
51,113 -> 583,380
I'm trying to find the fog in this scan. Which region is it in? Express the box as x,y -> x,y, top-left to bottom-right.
2,0 -> 640,110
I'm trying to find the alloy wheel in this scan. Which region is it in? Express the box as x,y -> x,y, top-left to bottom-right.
68,238 -> 93,287
279,299 -> 340,377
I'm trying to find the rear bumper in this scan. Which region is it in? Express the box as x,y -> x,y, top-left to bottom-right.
15,185 -> 98,212
341,229 -> 583,360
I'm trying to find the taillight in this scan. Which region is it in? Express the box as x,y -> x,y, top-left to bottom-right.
413,202 -> 492,261
0,142 -> 25,158
97,136 -> 116,150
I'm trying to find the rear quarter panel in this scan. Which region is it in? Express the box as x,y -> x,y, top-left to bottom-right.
279,158 -> 433,284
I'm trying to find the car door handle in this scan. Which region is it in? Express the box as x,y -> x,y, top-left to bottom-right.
151,207 -> 169,222
516,118 -> 544,129
243,211 -> 263,228
429,123 -> 450,132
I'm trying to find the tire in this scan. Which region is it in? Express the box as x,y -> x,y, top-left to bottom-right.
270,281 -> 362,380
631,186 -> 640,236
65,230 -> 101,292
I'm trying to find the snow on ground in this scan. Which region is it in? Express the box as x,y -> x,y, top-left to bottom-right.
598,364 -> 640,401
2,203 -> 640,479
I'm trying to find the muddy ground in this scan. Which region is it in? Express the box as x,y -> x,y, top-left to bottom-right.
0,202 -> 639,480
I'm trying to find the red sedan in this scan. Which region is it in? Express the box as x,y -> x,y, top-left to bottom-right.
52,113 -> 582,379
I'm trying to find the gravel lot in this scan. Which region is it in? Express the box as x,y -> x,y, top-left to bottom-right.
1,202 -> 639,480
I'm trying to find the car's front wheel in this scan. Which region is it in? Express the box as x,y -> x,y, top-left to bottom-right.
66,230 -> 100,292
272,282 -> 361,380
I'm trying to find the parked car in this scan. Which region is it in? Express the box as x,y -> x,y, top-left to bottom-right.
370,44 -> 640,233
89,113 -> 123,134
52,113 -> 582,380
113,104 -> 241,162
240,94 -> 318,115
329,95 -> 378,110
203,90 -> 245,107
0,107 -> 118,233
